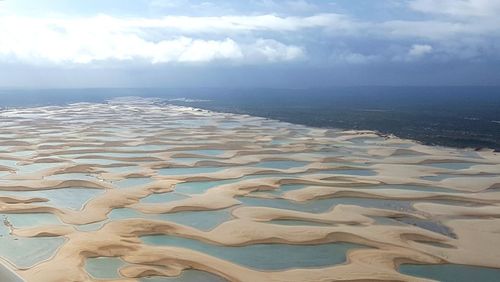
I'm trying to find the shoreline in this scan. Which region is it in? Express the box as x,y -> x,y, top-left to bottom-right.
1,91 -> 499,151
1,94 -> 499,152
161,101 -> 499,153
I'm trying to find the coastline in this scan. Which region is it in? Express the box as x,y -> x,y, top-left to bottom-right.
162,100 -> 499,154
1,89 -> 499,151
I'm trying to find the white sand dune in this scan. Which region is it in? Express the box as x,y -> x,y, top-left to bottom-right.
0,97 -> 498,281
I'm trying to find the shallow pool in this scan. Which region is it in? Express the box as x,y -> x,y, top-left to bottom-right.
252,161 -> 308,170
108,208 -> 232,231
3,188 -> 104,210
141,235 -> 365,270
140,270 -> 227,282
238,196 -> 414,213
0,218 -> 64,268
85,257 -> 126,279
399,264 -> 500,282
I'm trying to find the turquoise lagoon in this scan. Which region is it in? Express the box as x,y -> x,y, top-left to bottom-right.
0,213 -> 64,268
141,235 -> 364,270
399,264 -> 500,282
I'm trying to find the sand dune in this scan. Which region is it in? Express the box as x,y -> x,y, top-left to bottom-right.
0,98 -> 498,281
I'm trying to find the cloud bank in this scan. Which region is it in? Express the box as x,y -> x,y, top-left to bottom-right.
0,0 -> 498,67
0,15 -> 308,64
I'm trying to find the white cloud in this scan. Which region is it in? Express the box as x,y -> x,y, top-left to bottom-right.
247,39 -> 305,62
153,38 -> 244,63
408,44 -> 433,57
138,13 -> 349,32
0,6 -> 498,67
0,15 -> 306,65
379,0 -> 500,42
381,18 -> 500,41
409,0 -> 500,18
390,44 -> 433,62
46,13 -> 346,34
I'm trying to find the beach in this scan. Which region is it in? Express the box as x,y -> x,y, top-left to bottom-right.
0,97 -> 499,281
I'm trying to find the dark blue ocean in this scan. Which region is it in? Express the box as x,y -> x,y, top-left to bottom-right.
1,87 -> 499,150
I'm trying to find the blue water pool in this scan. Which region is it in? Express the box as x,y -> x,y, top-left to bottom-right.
141,235 -> 365,270
399,264 -> 500,282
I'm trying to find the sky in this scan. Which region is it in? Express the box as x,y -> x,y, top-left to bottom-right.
0,0 -> 499,88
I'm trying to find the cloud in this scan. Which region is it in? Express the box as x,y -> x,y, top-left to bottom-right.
381,18 -> 500,41
0,15 -> 306,65
247,39 -> 305,62
155,38 -> 243,63
49,13 -> 346,34
408,44 -> 433,57
409,0 -> 500,18
378,0 -> 500,60
0,4 -> 499,67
